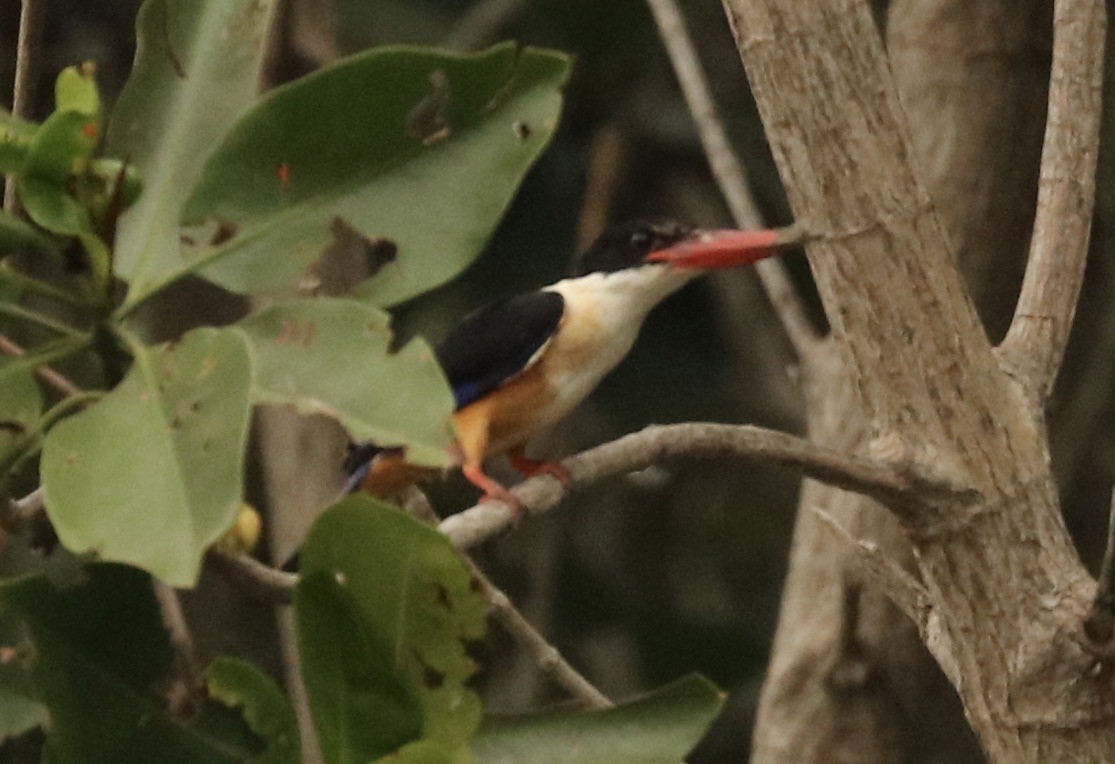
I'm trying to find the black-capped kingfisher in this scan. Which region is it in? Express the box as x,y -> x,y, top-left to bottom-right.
347,220 -> 799,513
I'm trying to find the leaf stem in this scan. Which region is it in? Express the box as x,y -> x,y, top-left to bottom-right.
0,302 -> 84,337
0,262 -> 92,308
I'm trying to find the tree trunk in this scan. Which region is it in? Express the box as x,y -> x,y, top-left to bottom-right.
751,1 -> 1052,761
727,0 -> 1110,760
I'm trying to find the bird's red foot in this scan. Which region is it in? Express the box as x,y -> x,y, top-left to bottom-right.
509,453 -> 572,485
462,464 -> 523,519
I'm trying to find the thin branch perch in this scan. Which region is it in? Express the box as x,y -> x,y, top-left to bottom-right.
997,0 -> 1106,398
645,0 -> 821,358
439,422 -> 965,550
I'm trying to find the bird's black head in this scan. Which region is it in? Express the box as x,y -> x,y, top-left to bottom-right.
572,220 -> 695,277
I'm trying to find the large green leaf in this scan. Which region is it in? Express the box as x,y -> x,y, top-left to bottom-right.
206,657 -> 301,764
295,498 -> 487,763
471,675 -> 724,764
107,0 -> 276,308
174,44 -> 568,309
0,564 -> 268,762
40,327 -> 252,586
234,299 -> 455,467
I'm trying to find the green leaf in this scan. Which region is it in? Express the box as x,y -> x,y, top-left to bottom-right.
0,565 -> 173,761
234,298 -> 455,468
54,65 -> 102,118
107,0 -> 277,310
41,327 -> 252,586
175,44 -> 568,308
471,675 -> 724,764
18,111 -> 100,236
0,211 -> 62,258
0,564 -> 268,762
296,498 -> 487,762
206,657 -> 301,764
0,363 -> 42,477
0,108 -> 36,174
0,610 -> 47,743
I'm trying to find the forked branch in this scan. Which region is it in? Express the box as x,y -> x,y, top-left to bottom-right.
997,0 -> 1106,398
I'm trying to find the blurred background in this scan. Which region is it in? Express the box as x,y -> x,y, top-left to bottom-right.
4,1 -> 1114,762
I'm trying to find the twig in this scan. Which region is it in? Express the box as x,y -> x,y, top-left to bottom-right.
811,505 -> 930,634
1084,487 -> 1115,644
207,549 -> 297,604
4,0 -> 46,213
478,564 -> 614,709
0,485 -> 43,532
996,0 -> 1106,398
438,422 -> 964,550
645,0 -> 821,359
443,0 -> 526,50
0,332 -> 83,396
401,488 -> 613,710
277,606 -> 323,764
152,580 -> 203,716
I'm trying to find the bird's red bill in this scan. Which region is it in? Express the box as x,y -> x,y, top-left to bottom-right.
645,228 -> 782,269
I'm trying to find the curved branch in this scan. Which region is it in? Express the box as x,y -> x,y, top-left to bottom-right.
439,422 -> 954,550
207,549 -> 297,604
645,0 -> 821,358
997,0 -> 1106,398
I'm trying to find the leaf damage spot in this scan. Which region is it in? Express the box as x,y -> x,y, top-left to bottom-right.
433,583 -> 452,610
277,161 -> 292,191
212,219 -> 239,246
198,356 -> 217,379
411,648 -> 446,690
276,318 -> 317,348
512,120 -> 532,140
301,218 -> 398,296
406,69 -> 452,146
66,452 -> 78,466
82,121 -> 99,140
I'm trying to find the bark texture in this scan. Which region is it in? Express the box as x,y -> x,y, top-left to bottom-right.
752,2 -> 1053,761
725,0 -> 1110,760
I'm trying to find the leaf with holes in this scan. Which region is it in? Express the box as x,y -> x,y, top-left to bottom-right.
471,675 -> 724,764
234,298 -> 455,468
40,328 -> 252,586
295,497 -> 486,762
175,43 -> 568,308
206,656 -> 301,764
107,0 -> 276,309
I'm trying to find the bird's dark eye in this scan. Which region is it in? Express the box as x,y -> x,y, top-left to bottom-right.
631,231 -> 650,249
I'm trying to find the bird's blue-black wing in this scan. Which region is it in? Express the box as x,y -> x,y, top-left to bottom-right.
436,290 -> 565,410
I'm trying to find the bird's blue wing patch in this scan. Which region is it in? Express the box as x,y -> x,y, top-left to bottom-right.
436,291 -> 565,411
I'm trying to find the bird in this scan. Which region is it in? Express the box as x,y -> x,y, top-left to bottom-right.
347,219 -> 802,513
